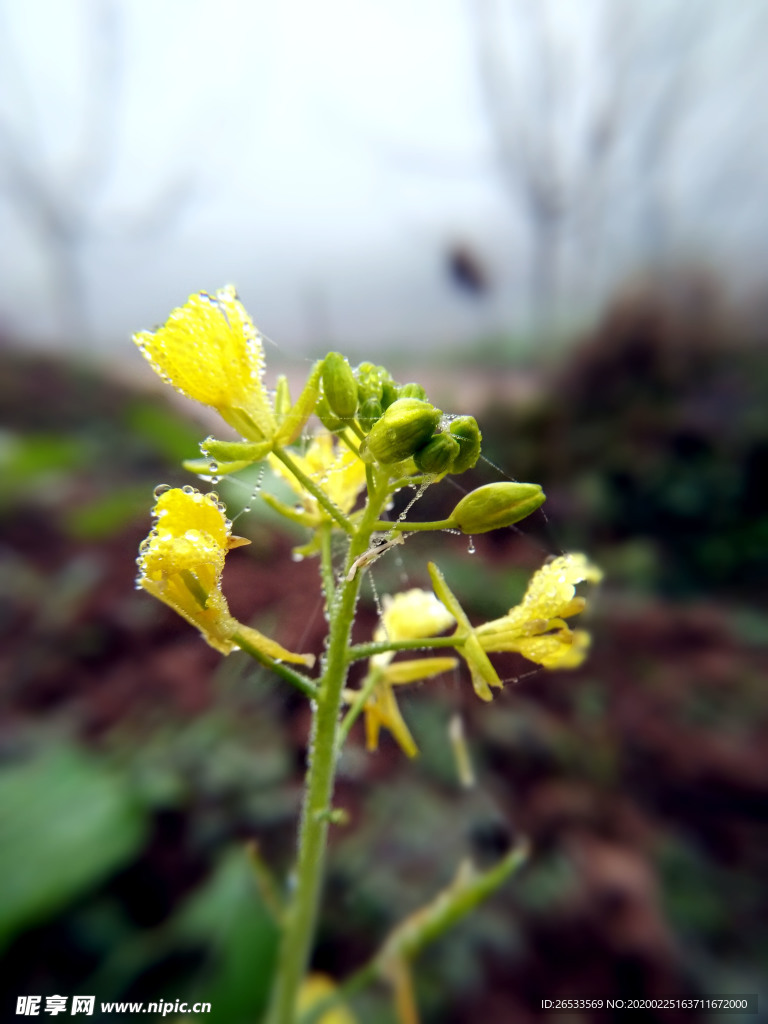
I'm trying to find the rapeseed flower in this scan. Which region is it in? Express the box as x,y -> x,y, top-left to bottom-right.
361,589 -> 457,757
133,285 -> 276,441
137,486 -> 313,664
429,554 -> 601,701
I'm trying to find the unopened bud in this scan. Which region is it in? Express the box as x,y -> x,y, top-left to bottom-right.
449,416 -> 482,473
322,352 -> 358,420
398,382 -> 427,402
450,482 -> 545,533
316,396 -> 344,432
274,374 -> 291,423
358,397 -> 383,432
355,362 -> 390,406
362,397 -> 442,465
380,379 -> 399,410
414,432 -> 460,475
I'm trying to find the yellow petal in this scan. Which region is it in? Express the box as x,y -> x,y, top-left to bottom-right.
297,973 -> 357,1024
376,589 -> 455,643
382,657 -> 457,685
476,554 -> 601,672
234,624 -> 315,668
138,488 -> 235,652
516,629 -> 591,669
138,487 -> 312,665
364,681 -> 419,758
133,286 -> 275,439
502,553 -> 602,631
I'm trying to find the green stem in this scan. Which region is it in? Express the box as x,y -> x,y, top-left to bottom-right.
266,475 -> 389,1024
336,668 -> 382,751
318,523 -> 336,610
373,517 -> 457,533
297,841 -> 530,1024
335,428 -> 361,457
347,635 -> 465,662
272,446 -> 354,535
232,632 -> 318,700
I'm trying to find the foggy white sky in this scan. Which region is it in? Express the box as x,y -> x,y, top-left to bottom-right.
1,0 -> 767,360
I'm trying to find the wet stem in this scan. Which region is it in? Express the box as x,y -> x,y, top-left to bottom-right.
265,475 -> 390,1024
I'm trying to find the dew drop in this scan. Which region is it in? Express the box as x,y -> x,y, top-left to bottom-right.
153,483 -> 171,499
292,551 -> 305,562
182,484 -> 195,494
467,536 -> 476,555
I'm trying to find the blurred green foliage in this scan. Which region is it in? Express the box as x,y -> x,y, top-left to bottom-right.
0,746 -> 147,947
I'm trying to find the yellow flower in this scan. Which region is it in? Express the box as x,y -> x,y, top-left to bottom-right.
428,554 -> 601,701
268,431 -> 366,524
476,554 -> 602,669
133,285 -> 276,441
137,486 -> 313,665
361,589 -> 457,757
374,588 -> 456,650
297,973 -> 357,1024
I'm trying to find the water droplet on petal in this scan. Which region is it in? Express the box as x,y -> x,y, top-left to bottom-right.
153,483 -> 171,499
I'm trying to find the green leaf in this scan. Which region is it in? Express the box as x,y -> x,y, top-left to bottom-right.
64,484 -> 152,539
173,848 -> 280,1022
0,746 -> 147,946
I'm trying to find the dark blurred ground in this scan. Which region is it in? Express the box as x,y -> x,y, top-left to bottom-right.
1,274 -> 767,1023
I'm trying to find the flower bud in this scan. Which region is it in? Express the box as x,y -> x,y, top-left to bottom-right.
355,362 -> 386,406
362,397 -> 442,465
358,396 -> 383,432
380,379 -> 399,410
274,374 -> 292,423
450,482 -> 545,533
448,416 -> 482,473
414,432 -> 460,475
398,382 -> 427,402
315,396 -> 344,432
322,352 -> 358,420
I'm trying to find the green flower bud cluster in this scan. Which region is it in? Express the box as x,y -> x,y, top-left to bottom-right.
318,353 -> 483,475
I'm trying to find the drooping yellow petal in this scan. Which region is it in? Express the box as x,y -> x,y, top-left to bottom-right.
364,678 -> 419,758
133,286 -> 276,440
137,487 -> 312,664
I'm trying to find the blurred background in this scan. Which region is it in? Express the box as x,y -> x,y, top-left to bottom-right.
2,1 -> 768,1022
